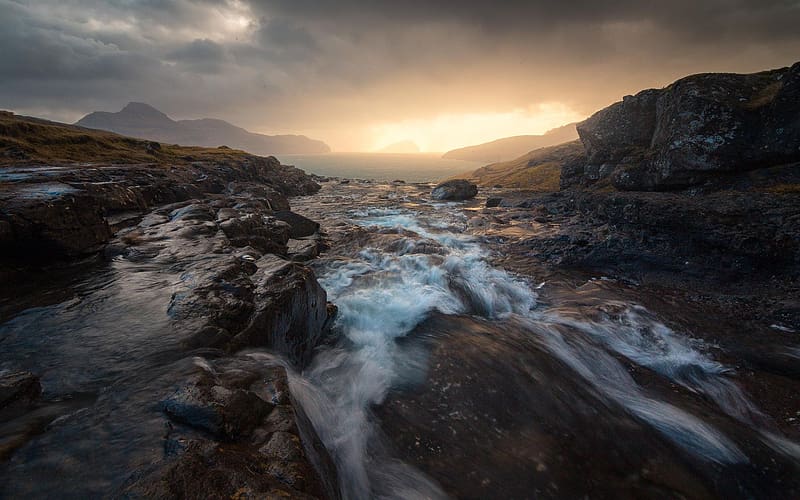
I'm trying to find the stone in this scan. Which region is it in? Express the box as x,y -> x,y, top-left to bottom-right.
486,197 -> 502,208
126,358 -> 338,499
273,211 -> 320,238
431,179 -> 478,200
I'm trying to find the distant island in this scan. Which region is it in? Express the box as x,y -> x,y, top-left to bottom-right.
76,102 -> 330,155
442,123 -> 578,163
377,140 -> 420,153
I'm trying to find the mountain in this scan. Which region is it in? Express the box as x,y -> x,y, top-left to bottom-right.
76,102 -> 330,155
377,140 -> 420,153
0,110 -> 254,165
442,123 -> 578,163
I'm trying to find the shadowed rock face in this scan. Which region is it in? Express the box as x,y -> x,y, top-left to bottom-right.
126,357 -> 339,499
570,62 -> 800,190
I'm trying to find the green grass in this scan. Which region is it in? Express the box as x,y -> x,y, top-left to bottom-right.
0,111 -> 252,166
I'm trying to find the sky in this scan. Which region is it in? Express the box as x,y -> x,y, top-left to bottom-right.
1,0 -> 799,152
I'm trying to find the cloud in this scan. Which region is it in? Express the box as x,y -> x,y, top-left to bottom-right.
0,0 -> 798,150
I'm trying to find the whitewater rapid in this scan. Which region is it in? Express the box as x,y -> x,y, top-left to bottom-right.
285,193 -> 799,499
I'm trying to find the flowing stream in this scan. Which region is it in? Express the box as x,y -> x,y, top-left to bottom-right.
1,179 -> 798,498
288,181 -> 800,499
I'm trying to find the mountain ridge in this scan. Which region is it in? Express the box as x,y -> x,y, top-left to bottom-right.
442,122 -> 578,163
76,102 -> 331,155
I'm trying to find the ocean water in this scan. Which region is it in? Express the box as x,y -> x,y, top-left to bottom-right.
277,153 -> 482,182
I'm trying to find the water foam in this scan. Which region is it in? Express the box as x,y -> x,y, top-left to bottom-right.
290,202 -> 798,497
293,207 -> 535,498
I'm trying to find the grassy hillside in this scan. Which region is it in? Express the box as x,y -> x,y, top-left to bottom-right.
452,139 -> 586,190
0,110 -> 252,166
442,123 -> 578,163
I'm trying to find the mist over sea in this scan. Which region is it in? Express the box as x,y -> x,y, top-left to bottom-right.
279,153 -> 482,182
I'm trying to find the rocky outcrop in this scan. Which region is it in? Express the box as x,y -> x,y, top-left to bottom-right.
109,197 -> 331,366
0,155 -> 320,263
125,356 -> 339,499
488,190 -> 800,282
431,179 -> 478,200
570,62 -> 800,190
273,210 -> 321,238
0,113 -> 338,496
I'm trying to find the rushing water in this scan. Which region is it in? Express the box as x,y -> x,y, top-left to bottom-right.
288,181 -> 800,499
1,179 -> 798,498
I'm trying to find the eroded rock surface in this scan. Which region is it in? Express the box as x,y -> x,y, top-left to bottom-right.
571,62 -> 800,190
0,155 -> 319,262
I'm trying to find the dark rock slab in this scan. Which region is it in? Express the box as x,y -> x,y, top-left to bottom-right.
0,155 -> 320,264
485,197 -> 502,208
273,210 -> 320,238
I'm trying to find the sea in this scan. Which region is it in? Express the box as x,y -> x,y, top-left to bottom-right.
277,152 -> 482,183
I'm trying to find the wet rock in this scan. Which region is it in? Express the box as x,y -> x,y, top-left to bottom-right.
126,357 -> 338,499
259,431 -> 304,461
219,213 -> 290,255
495,190 -> 800,283
287,239 -> 320,262
0,154 -> 319,264
0,371 -> 41,411
573,62 -> 800,190
0,190 -> 112,258
226,181 -> 290,211
431,179 -> 478,200
161,376 -> 273,440
485,197 -> 502,208
228,255 -> 328,365
273,210 -> 320,238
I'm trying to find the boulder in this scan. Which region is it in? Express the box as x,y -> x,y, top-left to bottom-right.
273,210 -> 320,238
431,179 -> 478,200
573,62 -> 800,190
486,197 -> 502,208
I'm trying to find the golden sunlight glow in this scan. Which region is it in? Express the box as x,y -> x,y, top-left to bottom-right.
368,102 -> 585,153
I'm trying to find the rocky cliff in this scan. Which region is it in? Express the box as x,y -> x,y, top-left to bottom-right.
567,62 -> 800,190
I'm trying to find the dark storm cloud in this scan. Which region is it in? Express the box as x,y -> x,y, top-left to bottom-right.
0,0 -> 798,148
253,0 -> 800,40
167,39 -> 228,73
